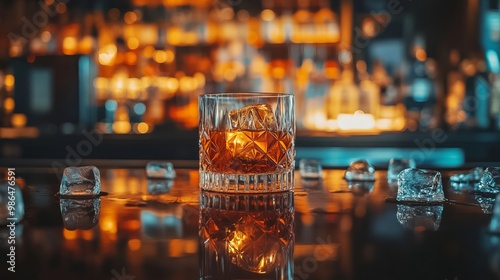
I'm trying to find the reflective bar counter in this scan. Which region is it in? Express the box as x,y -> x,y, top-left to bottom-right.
0,167 -> 498,280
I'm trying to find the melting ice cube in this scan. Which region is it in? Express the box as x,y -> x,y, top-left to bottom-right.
60,198 -> 101,230
397,168 -> 444,202
146,162 -> 176,179
59,166 -> 100,196
387,158 -> 416,181
299,159 -> 322,179
344,160 -> 375,181
228,104 -> 277,130
0,181 -> 24,225
490,194 -> 500,233
476,167 -> 500,194
396,205 -> 443,231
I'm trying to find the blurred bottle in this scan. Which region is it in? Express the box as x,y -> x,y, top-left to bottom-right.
463,58 -> 491,129
404,46 -> 438,131
327,69 -> 358,119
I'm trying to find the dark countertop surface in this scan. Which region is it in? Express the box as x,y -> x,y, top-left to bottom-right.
0,167 -> 499,280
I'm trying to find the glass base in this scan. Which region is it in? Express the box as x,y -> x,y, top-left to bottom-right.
199,169 -> 294,193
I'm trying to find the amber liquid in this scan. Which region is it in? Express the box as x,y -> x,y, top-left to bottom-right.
200,129 -> 294,174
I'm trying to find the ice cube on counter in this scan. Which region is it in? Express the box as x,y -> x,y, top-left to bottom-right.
59,166 -> 100,196
476,167 -> 500,194
146,162 -> 176,179
299,159 -> 323,180
387,158 -> 416,181
0,181 -> 24,224
344,160 -> 375,181
450,167 -> 484,183
397,168 -> 444,202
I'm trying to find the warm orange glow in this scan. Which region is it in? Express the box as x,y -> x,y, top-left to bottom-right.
158,77 -> 179,95
184,240 -> 197,254
137,122 -> 149,134
271,67 -> 286,79
44,0 -> 54,5
337,111 -> 376,131
261,9 -> 275,21
128,239 -> 141,251
79,36 -> 94,54
98,44 -> 117,66
125,52 -> 137,65
179,76 -> 198,92
167,27 -> 183,45
11,114 -> 27,128
168,239 -> 184,257
56,3 -> 67,14
165,49 -> 175,63
416,49 -> 427,61
223,69 -> 236,82
127,37 -> 140,50
127,78 -> 141,98
101,217 -> 117,234
153,50 -> 168,63
113,121 -> 131,134
124,11 -> 138,24
143,46 -> 155,58
62,37 -> 78,55
4,74 -> 15,91
41,31 -> 51,42
82,230 -> 94,241
4,97 -> 15,112
168,99 -> 198,129
193,72 -> 205,88
63,229 -> 78,240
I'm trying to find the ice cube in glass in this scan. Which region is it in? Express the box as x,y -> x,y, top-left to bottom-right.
60,198 -> 101,230
146,162 -> 176,179
344,159 -> 375,181
59,166 -> 100,196
0,181 -> 24,225
397,168 -> 444,202
299,159 -> 322,179
387,158 -> 416,181
228,103 -> 277,130
476,167 -> 500,194
490,194 -> 500,233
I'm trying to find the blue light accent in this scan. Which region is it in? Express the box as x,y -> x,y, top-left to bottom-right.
105,100 -> 117,111
133,102 -> 146,115
296,147 -> 465,168
486,49 -> 500,73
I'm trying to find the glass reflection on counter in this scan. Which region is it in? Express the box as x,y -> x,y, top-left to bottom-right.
475,195 -> 496,214
199,190 -> 294,279
141,205 -> 183,239
147,179 -> 174,195
396,205 -> 443,231
60,198 -> 101,230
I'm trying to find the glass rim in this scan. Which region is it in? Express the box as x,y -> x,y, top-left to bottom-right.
199,92 -> 293,99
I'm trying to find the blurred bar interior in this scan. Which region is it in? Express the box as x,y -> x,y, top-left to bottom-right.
1,0 -> 500,167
